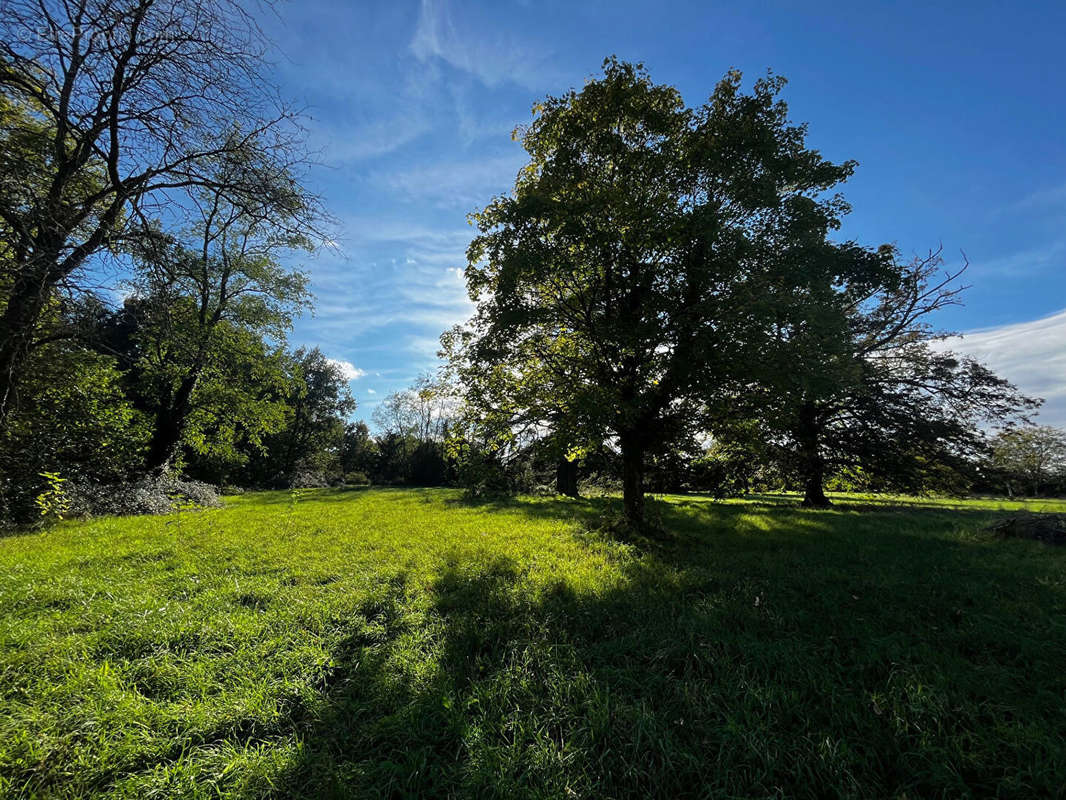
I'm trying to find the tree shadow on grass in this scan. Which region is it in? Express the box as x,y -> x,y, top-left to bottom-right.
451,490 -> 1013,554
250,503 -> 1066,799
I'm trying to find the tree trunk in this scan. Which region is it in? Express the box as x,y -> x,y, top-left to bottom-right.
0,271 -> 53,429
282,397 -> 308,479
802,463 -> 831,507
797,402 -> 831,508
144,409 -> 184,475
620,435 -> 645,526
555,457 -> 579,497
143,374 -> 199,474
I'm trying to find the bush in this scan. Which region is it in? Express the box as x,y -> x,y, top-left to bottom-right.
578,473 -> 622,497
409,440 -> 450,486
34,471 -> 72,523
65,477 -> 222,519
4,474 -> 220,528
288,469 -> 329,489
689,450 -> 758,499
345,471 -> 370,485
455,451 -> 514,498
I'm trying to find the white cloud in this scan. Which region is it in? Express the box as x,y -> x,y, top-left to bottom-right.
291,218 -> 477,381
407,334 -> 447,358
940,308 -> 1066,427
327,358 -> 367,381
309,219 -> 474,335
1004,181 -> 1066,214
367,389 -> 376,395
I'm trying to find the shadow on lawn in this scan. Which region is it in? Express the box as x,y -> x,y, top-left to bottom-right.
451,490 -> 1007,549
250,498 -> 1066,799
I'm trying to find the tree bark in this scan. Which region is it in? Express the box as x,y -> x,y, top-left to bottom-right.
144,409 -> 184,475
802,462 -> 831,507
0,270 -> 53,428
143,374 -> 199,474
797,402 -> 832,508
555,457 -> 579,497
620,435 -> 646,526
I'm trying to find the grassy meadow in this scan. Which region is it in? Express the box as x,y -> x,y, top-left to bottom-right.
1,488 -> 1064,798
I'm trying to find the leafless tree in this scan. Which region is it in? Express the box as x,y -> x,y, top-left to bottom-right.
373,374 -> 456,444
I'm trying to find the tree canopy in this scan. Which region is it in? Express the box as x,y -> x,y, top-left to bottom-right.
0,0 -> 325,425
0,36 -> 1057,527
730,248 -> 1040,505
449,58 -> 893,525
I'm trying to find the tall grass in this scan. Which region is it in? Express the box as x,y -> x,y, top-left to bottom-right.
1,489 -> 1063,798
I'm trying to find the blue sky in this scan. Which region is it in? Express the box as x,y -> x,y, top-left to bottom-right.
256,0 -> 1066,425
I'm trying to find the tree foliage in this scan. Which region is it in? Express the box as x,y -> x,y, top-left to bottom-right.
243,348 -> 356,486
450,58 -> 887,525
0,340 -> 148,523
736,248 -> 1040,505
0,0 -> 325,425
989,426 -> 1066,497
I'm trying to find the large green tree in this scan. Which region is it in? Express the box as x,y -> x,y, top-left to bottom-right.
340,421 -> 379,480
109,213 -> 309,473
451,58 -> 882,526
740,249 -> 1039,505
0,0 -> 323,426
989,425 -> 1066,497
244,348 -> 356,485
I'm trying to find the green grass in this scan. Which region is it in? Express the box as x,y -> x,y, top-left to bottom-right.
1,489 -> 1064,799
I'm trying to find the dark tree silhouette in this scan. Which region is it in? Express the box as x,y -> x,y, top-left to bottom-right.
449,59 -> 881,527
741,249 -> 1041,506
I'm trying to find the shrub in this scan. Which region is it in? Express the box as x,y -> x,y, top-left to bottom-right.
457,453 -> 513,498
345,471 -> 370,485
288,469 -> 329,489
578,473 -> 622,497
409,441 -> 450,486
689,450 -> 758,499
65,477 -> 222,519
34,472 -> 72,523
0,345 -> 152,526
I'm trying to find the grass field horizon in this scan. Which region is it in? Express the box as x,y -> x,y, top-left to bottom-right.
2,488 -> 1064,798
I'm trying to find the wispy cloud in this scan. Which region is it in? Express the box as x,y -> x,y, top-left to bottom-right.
297,219 -> 474,360
410,0 -> 561,91
406,333 -> 451,359
969,241 -> 1066,277
372,154 -> 524,209
309,113 -> 433,164
941,308 -> 1066,427
1002,181 -> 1066,214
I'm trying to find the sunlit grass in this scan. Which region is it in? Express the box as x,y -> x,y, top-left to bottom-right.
1,488 -> 1063,798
